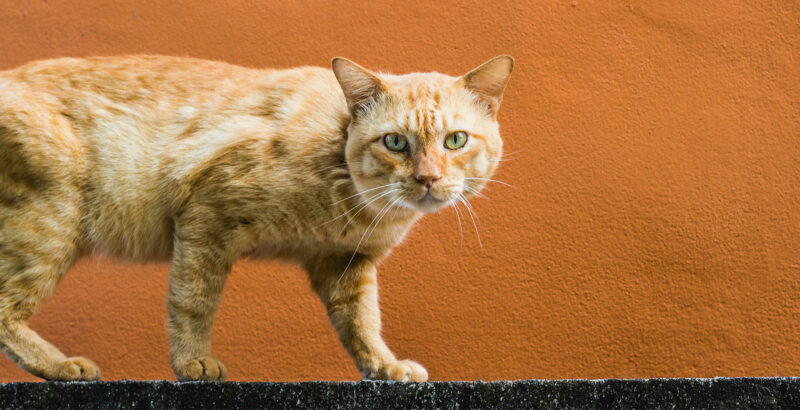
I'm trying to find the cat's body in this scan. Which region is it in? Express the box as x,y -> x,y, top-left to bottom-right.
0,55 -> 512,381
1,56 -> 401,260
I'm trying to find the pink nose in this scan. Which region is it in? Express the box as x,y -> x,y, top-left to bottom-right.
414,154 -> 442,188
415,174 -> 441,188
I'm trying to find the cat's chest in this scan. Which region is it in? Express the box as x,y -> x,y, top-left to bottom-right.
243,214 -> 416,261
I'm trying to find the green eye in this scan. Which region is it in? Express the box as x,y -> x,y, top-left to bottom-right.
383,133 -> 408,152
445,131 -> 468,150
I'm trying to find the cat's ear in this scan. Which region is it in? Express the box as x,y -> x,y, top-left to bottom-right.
332,57 -> 386,117
460,55 -> 514,116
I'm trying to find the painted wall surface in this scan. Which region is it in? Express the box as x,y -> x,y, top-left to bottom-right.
0,1 -> 798,382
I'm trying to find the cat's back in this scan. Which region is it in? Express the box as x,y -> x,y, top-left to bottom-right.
0,55 -> 342,142
0,55 -> 264,190
0,55 -> 342,165
1,55 -> 257,95
0,55 -> 347,260
0,55 -> 253,149
1,55 -> 338,107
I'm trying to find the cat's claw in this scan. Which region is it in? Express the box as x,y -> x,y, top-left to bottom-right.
367,359 -> 428,382
173,356 -> 228,381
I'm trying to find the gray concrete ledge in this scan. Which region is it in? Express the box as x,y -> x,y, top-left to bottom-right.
1,378 -> 799,409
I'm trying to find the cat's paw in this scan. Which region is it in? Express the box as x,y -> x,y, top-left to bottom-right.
367,359 -> 428,382
43,356 -> 101,381
173,356 -> 228,381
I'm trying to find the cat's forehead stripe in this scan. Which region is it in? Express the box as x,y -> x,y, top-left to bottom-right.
403,106 -> 449,142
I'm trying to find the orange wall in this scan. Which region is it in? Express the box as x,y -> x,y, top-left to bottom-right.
1,1 -> 798,382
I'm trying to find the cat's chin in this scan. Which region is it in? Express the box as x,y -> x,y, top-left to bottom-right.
413,192 -> 450,213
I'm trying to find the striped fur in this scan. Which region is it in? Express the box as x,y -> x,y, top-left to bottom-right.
0,55 -> 513,381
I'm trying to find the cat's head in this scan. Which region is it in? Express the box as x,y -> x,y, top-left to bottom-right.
333,56 -> 513,213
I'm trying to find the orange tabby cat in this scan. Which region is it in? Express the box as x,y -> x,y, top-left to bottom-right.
0,55 -> 513,381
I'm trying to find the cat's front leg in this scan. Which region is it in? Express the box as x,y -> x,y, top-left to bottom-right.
305,254 -> 428,382
167,211 -> 235,381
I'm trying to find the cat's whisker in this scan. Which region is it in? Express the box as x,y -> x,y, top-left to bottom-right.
463,186 -> 487,199
338,188 -> 400,233
332,182 -> 400,205
451,199 -> 464,247
464,177 -> 515,189
460,194 -> 480,225
386,196 -> 405,222
488,149 -> 523,163
499,149 -> 524,159
389,196 -> 406,220
338,195 -> 398,283
363,196 -> 402,245
321,187 -> 399,228
458,193 -> 482,248
490,155 -> 520,164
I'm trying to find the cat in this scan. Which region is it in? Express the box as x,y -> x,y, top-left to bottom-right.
0,54 -> 513,382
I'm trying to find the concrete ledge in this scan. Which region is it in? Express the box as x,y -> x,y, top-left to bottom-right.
1,378 -> 798,409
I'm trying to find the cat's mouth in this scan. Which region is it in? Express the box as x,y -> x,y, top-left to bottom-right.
414,191 -> 448,212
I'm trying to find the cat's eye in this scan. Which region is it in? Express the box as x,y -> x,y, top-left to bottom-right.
383,133 -> 408,152
445,131 -> 469,150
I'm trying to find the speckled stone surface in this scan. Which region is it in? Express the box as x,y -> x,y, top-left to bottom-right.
1,378 -> 799,409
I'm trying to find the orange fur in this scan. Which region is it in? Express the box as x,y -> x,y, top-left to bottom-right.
0,55 -> 513,381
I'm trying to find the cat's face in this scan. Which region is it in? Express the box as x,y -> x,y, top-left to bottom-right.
334,56 -> 513,213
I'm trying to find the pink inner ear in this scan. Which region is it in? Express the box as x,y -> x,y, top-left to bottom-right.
462,56 -> 514,114
332,58 -> 385,115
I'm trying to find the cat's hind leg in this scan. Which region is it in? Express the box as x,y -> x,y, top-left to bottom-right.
0,196 -> 100,381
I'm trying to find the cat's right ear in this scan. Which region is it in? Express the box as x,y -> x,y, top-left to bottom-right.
332,57 -> 385,117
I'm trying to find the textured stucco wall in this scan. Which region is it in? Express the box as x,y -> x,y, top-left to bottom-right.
0,1 -> 798,382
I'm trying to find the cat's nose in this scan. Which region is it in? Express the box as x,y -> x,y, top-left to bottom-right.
414,155 -> 442,189
415,174 -> 441,189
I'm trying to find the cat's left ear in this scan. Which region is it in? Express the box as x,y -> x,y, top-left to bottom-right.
460,55 -> 515,116
332,57 -> 386,118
